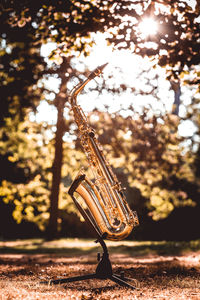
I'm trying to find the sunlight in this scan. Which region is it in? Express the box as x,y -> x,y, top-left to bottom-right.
38,33 -> 196,140
138,18 -> 158,37
39,34 -> 173,117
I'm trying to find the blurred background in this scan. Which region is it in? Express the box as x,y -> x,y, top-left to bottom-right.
0,0 -> 200,241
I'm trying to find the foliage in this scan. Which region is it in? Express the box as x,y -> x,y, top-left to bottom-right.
1,0 -> 143,56
0,21 -> 47,126
0,1 -> 49,232
88,109 -> 197,221
0,0 -> 146,236
1,0 -> 200,239
108,0 -> 200,82
0,116 -> 51,229
0,112 -> 86,231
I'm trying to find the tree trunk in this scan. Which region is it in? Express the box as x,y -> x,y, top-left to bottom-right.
45,57 -> 79,239
46,71 -> 68,239
46,100 -> 65,238
170,80 -> 181,116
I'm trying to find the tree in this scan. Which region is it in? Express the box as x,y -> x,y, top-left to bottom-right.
105,0 -> 200,223
0,4 -> 50,233
1,0 -> 200,239
1,0 -> 147,237
0,16 -> 47,124
108,1 -> 200,81
0,116 -> 51,230
87,106 -> 194,218
45,57 -> 72,238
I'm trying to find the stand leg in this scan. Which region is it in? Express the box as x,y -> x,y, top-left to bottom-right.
41,273 -> 97,285
109,274 -> 136,290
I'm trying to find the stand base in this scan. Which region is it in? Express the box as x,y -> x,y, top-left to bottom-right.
41,250 -> 136,290
44,273 -> 136,290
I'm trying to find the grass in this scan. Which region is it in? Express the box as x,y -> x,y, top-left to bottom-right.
0,238 -> 200,256
0,238 -> 200,299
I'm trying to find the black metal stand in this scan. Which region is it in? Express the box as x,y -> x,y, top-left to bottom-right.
41,175 -> 136,290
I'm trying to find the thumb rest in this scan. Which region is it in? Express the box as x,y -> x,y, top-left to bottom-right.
68,63 -> 139,241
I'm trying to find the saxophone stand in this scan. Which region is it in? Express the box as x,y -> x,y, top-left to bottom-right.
41,175 -> 136,290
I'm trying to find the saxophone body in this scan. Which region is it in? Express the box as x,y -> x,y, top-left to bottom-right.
68,64 -> 139,241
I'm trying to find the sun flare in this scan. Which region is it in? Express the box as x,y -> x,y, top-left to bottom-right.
138,18 -> 158,37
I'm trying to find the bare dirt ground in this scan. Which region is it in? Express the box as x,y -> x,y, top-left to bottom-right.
0,251 -> 200,300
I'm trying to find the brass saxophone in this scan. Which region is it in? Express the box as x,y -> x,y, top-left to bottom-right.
68,64 -> 139,241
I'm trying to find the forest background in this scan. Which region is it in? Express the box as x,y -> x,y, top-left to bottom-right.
0,0 -> 200,242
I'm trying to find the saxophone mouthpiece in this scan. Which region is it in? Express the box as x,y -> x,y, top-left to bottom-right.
88,63 -> 108,80
98,63 -> 108,72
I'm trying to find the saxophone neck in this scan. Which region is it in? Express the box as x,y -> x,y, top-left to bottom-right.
69,78 -> 90,106
69,63 -> 108,106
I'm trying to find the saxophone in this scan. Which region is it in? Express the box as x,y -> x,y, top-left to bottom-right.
68,64 -> 139,241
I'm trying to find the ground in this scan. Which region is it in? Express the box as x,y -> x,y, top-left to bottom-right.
0,239 -> 200,299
